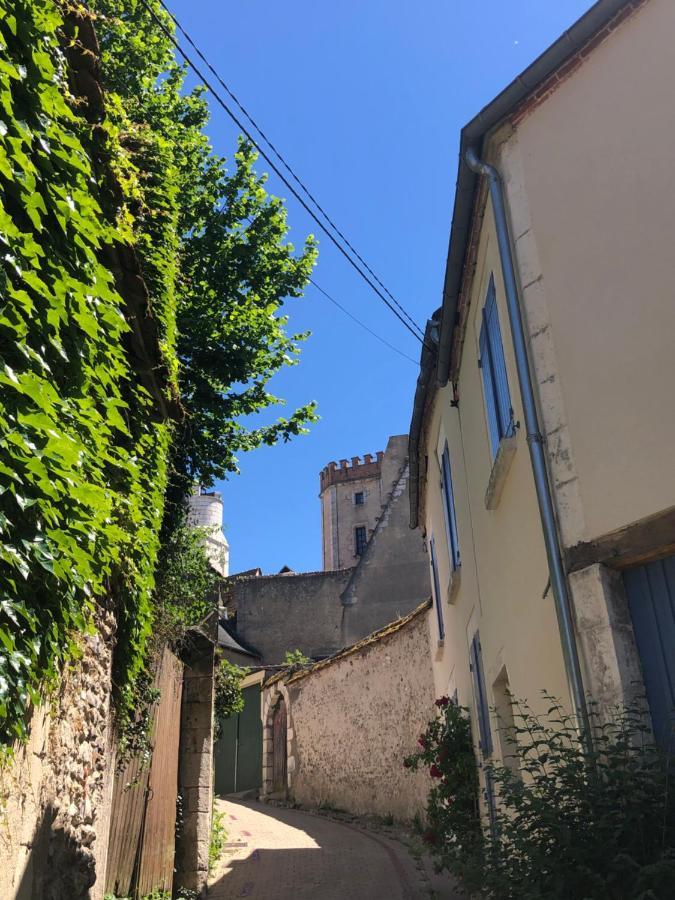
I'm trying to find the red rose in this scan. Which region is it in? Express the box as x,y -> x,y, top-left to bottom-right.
430,764 -> 443,778
435,695 -> 450,708
418,735 -> 427,749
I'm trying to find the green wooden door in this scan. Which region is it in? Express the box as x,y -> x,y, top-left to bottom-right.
214,684 -> 262,795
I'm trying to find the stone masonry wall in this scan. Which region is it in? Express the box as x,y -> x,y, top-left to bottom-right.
175,633 -> 215,898
234,569 -> 352,664
263,603 -> 435,823
0,610 -> 116,900
340,461 -> 431,646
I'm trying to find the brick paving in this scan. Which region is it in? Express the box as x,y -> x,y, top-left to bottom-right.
208,799 -> 462,899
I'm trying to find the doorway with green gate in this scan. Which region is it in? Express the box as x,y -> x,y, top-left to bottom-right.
214,680 -> 263,795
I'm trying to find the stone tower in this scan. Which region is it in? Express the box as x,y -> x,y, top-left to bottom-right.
187,486 -> 230,577
319,435 -> 408,570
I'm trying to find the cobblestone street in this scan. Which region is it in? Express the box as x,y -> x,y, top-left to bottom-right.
209,799 -> 462,899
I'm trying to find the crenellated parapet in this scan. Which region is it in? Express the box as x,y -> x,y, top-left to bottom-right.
319,451 -> 384,493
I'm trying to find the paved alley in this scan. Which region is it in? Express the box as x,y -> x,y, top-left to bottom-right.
209,799 -> 461,899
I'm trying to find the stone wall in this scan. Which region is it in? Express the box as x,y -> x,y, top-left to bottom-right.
0,610 -> 116,900
340,461 -> 431,646
262,602 -> 435,822
175,631 -> 216,898
320,435 -> 409,571
233,569 -> 352,664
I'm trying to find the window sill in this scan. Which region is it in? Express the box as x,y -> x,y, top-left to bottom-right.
446,565 -> 461,604
484,434 -> 517,510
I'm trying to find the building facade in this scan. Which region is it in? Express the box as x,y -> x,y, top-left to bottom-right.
410,0 -> 675,800
223,434 -> 431,664
188,486 -> 230,578
320,435 -> 408,570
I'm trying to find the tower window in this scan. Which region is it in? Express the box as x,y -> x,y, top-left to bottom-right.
354,526 -> 367,556
354,491 -> 364,506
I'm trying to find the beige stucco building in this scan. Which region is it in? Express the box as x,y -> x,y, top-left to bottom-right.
410,0 -> 675,799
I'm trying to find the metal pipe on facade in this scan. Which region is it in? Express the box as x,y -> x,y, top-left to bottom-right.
465,146 -> 591,744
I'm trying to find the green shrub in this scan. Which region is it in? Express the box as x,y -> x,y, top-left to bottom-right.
283,648 -> 310,667
209,807 -> 228,872
213,658 -> 248,740
404,698 -> 483,885
406,696 -> 675,899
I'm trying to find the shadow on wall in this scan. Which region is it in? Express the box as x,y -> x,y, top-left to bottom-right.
14,803 -> 97,900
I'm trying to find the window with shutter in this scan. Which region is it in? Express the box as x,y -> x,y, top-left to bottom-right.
430,536 -> 444,641
469,631 -> 492,755
440,443 -> 460,571
354,526 -> 367,556
479,276 -> 514,459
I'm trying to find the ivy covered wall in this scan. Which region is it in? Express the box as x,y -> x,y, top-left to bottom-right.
0,0 -> 176,746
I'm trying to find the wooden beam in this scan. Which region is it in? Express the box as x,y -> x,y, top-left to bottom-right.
565,506 -> 675,573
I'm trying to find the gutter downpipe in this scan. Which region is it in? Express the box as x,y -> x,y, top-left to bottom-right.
465,147 -> 591,746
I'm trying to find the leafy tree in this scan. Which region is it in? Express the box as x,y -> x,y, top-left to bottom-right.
152,522 -> 216,641
88,0 -> 319,720
90,0 -> 318,524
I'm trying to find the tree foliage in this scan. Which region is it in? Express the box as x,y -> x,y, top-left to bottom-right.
0,0 -> 317,747
152,521 -> 216,640
283,648 -> 311,668
90,0 -> 318,516
213,657 -> 248,740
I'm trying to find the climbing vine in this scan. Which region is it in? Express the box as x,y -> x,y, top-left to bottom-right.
0,0 -> 317,749
0,0 -> 175,745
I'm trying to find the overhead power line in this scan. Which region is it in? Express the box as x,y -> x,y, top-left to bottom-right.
137,0 -> 428,347
156,0 -> 425,344
309,279 -> 419,366
243,212 -> 418,366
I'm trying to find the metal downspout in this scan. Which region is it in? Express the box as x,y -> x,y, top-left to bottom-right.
465,147 -> 590,743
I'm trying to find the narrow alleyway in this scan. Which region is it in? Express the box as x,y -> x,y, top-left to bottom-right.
209,799 -> 461,899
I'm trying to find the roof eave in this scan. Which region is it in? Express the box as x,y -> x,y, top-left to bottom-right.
436,0 -> 633,387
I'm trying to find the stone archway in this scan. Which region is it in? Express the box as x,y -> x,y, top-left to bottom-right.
262,686 -> 290,798
272,697 -> 287,793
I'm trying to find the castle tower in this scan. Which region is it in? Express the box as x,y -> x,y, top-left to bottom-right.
319,435 -> 408,570
187,486 -> 230,577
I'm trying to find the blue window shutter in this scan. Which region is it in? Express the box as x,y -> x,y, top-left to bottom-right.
470,632 -> 492,755
479,277 -> 514,459
441,444 -> 460,570
485,278 -> 514,441
479,318 -> 501,458
430,537 -> 444,640
623,556 -> 675,751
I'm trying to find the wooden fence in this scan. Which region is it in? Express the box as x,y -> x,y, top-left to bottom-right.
105,648 -> 184,898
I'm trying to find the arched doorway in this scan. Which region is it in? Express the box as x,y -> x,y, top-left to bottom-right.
272,697 -> 287,794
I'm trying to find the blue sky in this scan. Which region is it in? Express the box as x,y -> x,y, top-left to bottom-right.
170,0 -> 591,574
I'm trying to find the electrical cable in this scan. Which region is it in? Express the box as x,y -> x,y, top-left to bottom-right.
136,0 -> 429,347
309,279 -> 419,366
156,0 -> 426,343
240,216 -> 417,366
